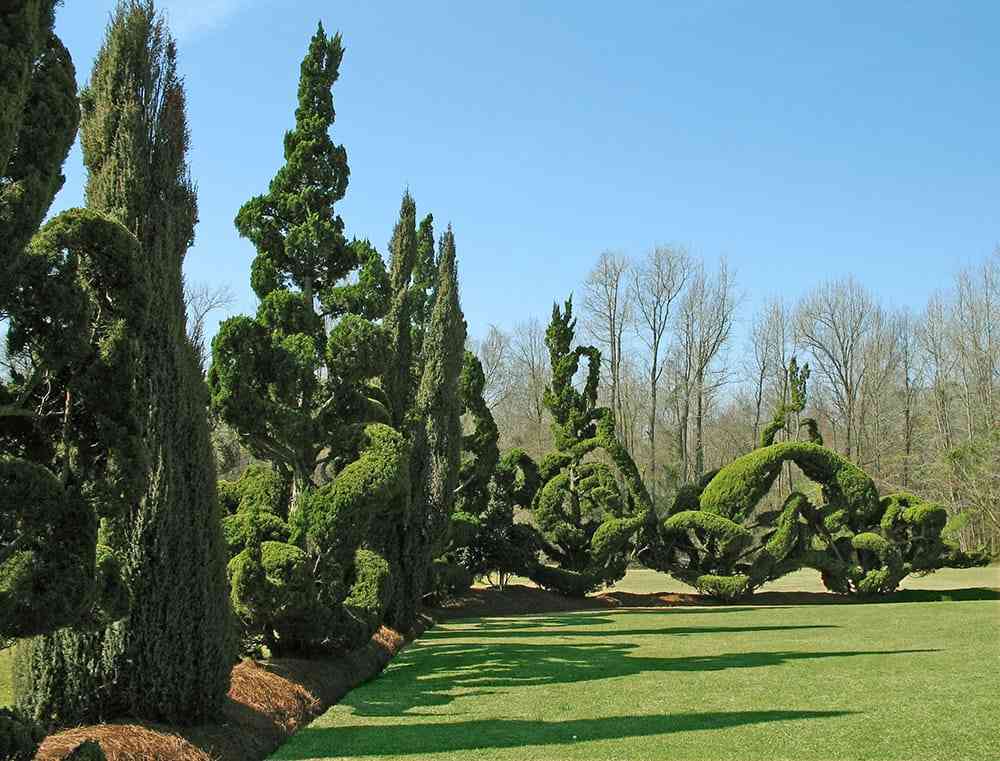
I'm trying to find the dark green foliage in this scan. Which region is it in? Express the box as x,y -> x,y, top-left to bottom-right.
0,461 -> 95,640
455,352 -> 500,517
17,1 -> 230,725
436,355 -> 534,594
211,24 -> 391,505
395,227 -> 467,626
63,741 -> 106,761
0,0 -> 79,305
0,706 -> 43,761
431,559 -> 474,598
223,424 -> 409,655
410,213 -> 438,360
1,3 -> 140,651
699,441 -> 880,526
641,435 -> 987,600
383,193 -> 418,427
526,298 -> 651,597
644,440 -> 880,600
209,23 -> 394,661
228,540 -> 316,655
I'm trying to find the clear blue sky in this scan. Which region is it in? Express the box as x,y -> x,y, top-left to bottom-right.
53,1 -> 998,344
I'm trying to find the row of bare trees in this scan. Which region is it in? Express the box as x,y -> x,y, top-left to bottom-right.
471,247 -> 999,554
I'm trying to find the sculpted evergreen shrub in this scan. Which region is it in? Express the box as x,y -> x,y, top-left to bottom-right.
395,227 -> 467,624
526,298 -> 651,597
1,1 -> 156,746
432,352 -> 500,594
641,411 -> 988,600
1,7 -> 138,643
210,26 -> 425,653
16,1 -> 230,726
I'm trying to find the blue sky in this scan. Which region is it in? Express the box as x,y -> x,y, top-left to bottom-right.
53,1 -> 998,344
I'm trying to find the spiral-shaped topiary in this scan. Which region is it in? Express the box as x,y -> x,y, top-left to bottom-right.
525,298 -> 651,597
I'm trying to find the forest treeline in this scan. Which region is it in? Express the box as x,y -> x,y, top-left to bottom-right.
0,2 -> 993,760
475,247 -> 1000,554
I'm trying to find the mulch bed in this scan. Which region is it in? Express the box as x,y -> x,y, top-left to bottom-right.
35,624 -> 423,761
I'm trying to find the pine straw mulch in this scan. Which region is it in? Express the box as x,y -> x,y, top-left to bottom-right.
35,624 -> 422,761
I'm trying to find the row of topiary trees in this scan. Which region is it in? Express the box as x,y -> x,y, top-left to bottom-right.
435,301 -> 988,603
0,2 -> 988,759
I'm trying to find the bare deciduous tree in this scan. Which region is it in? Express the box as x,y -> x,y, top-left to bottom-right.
184,281 -> 236,373
676,258 -> 737,478
476,324 -> 513,410
794,276 -> 877,459
631,245 -> 688,502
583,251 -> 633,448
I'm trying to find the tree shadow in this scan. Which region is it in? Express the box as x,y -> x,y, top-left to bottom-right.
437,606 -> 790,631
272,709 -> 856,759
420,623 -> 837,640
344,640 -> 937,717
747,587 -> 1000,605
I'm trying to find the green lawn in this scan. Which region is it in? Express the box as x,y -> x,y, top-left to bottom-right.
272,566 -> 1000,761
0,646 -> 12,707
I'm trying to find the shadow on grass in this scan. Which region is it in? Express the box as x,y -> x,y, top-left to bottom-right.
434,607 -> 793,632
748,587 -> 1000,605
420,623 -> 837,640
272,709 -> 855,759
345,640 -> 937,717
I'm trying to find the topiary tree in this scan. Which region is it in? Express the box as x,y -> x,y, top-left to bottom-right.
17,0 -> 231,727
210,24 -> 419,654
526,297 -> 651,597
393,226 -> 467,626
641,390 -> 988,600
2,212 -> 145,638
458,449 -> 542,590
432,351 -> 500,595
1,1 -> 150,749
0,0 -> 78,305
210,23 -> 391,509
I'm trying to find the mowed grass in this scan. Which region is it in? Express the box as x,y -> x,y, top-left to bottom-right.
272,566 -> 1000,761
0,646 -> 12,707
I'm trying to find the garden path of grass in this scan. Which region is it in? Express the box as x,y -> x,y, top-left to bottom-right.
271,566 -> 1000,761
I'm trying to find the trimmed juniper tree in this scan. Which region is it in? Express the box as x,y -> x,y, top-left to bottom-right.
383,192 -> 418,428
410,213 -> 437,361
394,227 -> 467,628
2,6 -> 141,755
640,358 -> 988,601
16,0 -> 230,726
527,297 -> 651,597
210,25 -> 415,654
0,0 -> 77,303
210,24 -> 390,508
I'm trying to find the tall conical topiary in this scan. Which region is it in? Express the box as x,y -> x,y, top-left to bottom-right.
383,192 -> 418,427
393,227 -> 467,629
410,212 -> 437,362
16,0 -> 230,726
